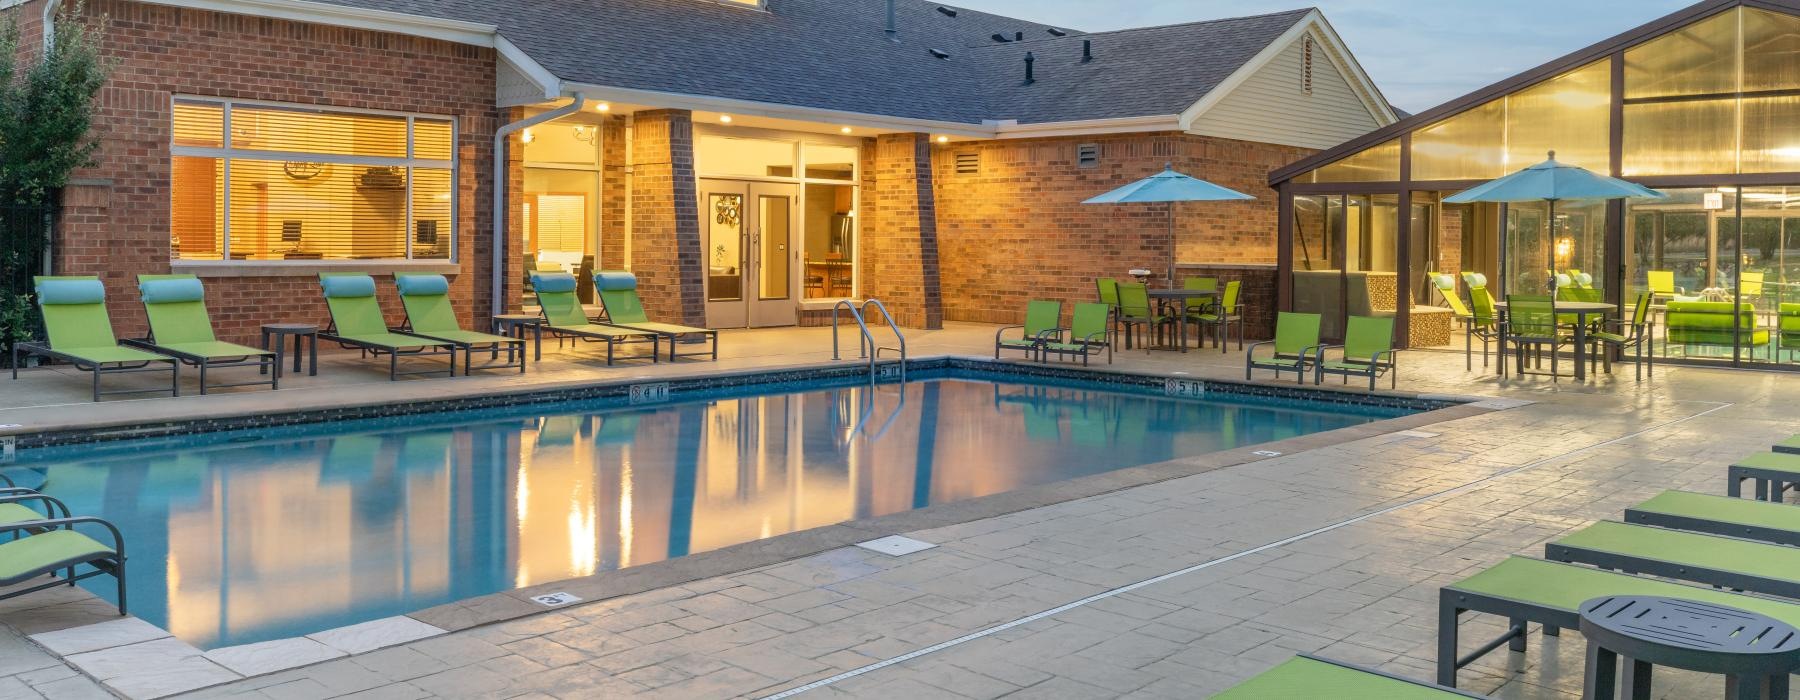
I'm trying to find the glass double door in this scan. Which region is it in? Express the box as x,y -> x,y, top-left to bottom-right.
701,180 -> 797,328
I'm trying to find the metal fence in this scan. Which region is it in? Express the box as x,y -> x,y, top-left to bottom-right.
1,204 -> 56,365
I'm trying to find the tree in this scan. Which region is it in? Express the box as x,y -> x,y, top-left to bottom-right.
0,2 -> 110,206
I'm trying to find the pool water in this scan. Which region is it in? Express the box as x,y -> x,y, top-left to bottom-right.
4,377 -> 1405,649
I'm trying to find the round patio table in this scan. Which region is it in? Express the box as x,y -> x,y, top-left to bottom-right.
1578,595 -> 1800,700
1147,288 -> 1216,353
1493,300 -> 1612,381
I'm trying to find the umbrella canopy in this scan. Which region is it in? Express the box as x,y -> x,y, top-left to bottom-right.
1444,152 -> 1665,204
1082,164 -> 1255,204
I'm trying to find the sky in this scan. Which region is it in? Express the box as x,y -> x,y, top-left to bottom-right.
951,0 -> 1697,112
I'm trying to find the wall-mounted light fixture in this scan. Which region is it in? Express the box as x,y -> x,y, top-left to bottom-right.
840,126 -> 852,134
596,103 -> 611,112
936,135 -> 949,144
520,128 -> 535,144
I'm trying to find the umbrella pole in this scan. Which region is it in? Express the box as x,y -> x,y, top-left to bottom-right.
1167,202 -> 1176,286
1548,199 -> 1557,292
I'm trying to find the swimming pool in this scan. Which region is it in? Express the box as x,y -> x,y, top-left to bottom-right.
3,368 -> 1421,649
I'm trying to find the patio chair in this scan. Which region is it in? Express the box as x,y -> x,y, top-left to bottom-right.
529,272 -> 660,365
1436,556 -> 1800,688
1216,655 -> 1482,699
1042,302 -> 1112,365
1190,280 -> 1244,353
1626,490 -> 1800,547
1096,277 -> 1121,343
1545,520 -> 1800,599
1778,434 -> 1800,455
394,274 -> 526,375
1459,271 -> 1487,293
1647,270 -> 1682,304
1781,304 -> 1800,362
1178,277 -> 1215,341
1115,282 -> 1166,353
1316,315 -> 1397,390
0,488 -> 71,533
1727,451 -> 1800,503
1591,292 -> 1653,380
317,273 -> 457,381
0,515 -> 128,615
10,276 -> 179,402
1466,286 -> 1501,371
1246,312 -> 1321,384
127,275 -> 276,393
593,271 -> 718,362
1502,295 -> 1565,381
995,300 -> 1061,362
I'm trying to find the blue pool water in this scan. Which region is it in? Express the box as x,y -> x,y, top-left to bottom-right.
3,374 -> 1409,649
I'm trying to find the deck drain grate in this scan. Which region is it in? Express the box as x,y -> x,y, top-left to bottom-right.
856,535 -> 937,557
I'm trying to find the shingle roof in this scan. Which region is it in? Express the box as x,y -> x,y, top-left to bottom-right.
301,0 -> 1314,126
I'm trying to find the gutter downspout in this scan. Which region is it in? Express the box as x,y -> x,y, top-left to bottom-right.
491,94 -> 586,319
43,0 -> 63,48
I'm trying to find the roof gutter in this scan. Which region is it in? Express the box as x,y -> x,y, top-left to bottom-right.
491,95 -> 587,319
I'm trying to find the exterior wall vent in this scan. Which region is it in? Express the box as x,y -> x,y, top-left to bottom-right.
1302,36 -> 1315,96
954,152 -> 980,175
1077,144 -> 1100,169
936,6 -> 957,17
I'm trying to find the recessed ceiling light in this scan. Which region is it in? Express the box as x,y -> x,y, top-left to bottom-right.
936,135 -> 949,144
596,103 -> 610,112
840,126 -> 852,134
719,115 -> 734,123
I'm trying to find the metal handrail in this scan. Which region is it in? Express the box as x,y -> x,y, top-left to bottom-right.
831,299 -> 907,384
860,299 -> 907,383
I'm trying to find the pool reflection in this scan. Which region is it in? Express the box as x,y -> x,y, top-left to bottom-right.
20,379 -> 1377,648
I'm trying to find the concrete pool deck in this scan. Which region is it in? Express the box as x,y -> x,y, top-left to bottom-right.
0,322 -> 1793,698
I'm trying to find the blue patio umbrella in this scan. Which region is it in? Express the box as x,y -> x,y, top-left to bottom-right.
1084,163 -> 1254,283
1445,151 -> 1665,289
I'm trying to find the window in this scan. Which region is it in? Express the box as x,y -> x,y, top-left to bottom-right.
170,98 -> 456,262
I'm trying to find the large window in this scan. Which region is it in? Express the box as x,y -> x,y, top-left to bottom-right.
170,98 -> 456,262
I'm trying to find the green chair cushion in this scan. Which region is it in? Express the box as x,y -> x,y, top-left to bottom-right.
998,339 -> 1038,348
1321,359 -> 1379,372
1251,357 -> 1304,368
0,530 -> 117,585
53,345 -> 170,365
1552,520 -> 1800,583
1213,656 -> 1468,699
1450,557 -> 1800,628
409,329 -> 517,346
331,332 -> 453,350
1735,451 -> 1800,475
1632,490 -> 1800,533
0,503 -> 45,526
550,323 -> 651,339
1775,435 -> 1800,455
619,321 -> 711,336
156,340 -> 273,360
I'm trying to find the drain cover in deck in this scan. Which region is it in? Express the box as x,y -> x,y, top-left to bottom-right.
856,535 -> 937,557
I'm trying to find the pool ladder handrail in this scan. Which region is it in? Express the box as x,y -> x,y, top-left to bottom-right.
831,299 -> 906,384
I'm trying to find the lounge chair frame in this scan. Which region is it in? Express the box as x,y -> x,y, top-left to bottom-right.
0,516 -> 127,615
318,325 -> 459,381
1625,496 -> 1800,547
119,338 -> 274,393
1727,453 -> 1799,503
11,342 -> 178,402
1225,654 -> 1485,699
395,324 -> 526,376
1543,524 -> 1800,599
540,324 -> 661,365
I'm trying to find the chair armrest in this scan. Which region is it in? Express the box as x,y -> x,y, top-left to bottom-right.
1245,340 -> 1275,358
0,493 -> 71,519
0,516 -> 126,557
994,325 -> 1024,342
1034,328 -> 1066,343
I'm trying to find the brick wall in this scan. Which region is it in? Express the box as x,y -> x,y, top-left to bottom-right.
862,133 -> 943,329
1176,264 -> 1279,341
932,132 -> 1310,325
601,114 -> 629,271
629,110 -> 705,326
46,0 -> 498,345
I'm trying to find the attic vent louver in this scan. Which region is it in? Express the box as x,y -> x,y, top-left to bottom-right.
1082,39 -> 1093,63
929,48 -> 951,59
1015,31 -> 1024,41
1023,52 -> 1035,85
954,152 -> 979,175
1046,28 -> 1067,37
936,6 -> 957,17
1077,144 -> 1100,169
991,33 -> 1012,43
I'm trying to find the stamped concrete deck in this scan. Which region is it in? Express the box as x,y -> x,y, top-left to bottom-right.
1,322 -> 1792,699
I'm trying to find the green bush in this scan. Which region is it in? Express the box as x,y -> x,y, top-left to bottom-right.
0,2 -> 110,206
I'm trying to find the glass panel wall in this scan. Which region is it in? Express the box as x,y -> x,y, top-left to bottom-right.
1310,140 -> 1401,183
1291,195 -> 1343,338
1411,101 -> 1505,182
1289,194 -> 1399,340
1623,8 -> 1800,176
1507,60 -> 1612,172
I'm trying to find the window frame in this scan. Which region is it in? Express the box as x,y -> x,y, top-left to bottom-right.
168,95 -> 460,265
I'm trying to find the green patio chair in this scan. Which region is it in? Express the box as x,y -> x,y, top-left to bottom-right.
1502,295 -> 1565,381
317,273 -> 457,381
1246,312 -> 1321,384
1591,292 -> 1653,380
1437,556 -> 1800,688
0,488 -> 71,534
1190,280 -> 1243,353
1115,282 -> 1165,353
1545,520 -> 1800,599
529,272 -> 660,365
394,274 -> 526,376
1779,303 -> 1800,362
1096,277 -> 1121,346
10,276 -> 179,402
1727,451 -> 1800,503
1459,271 -> 1487,293
1042,302 -> 1112,365
129,274 -> 277,393
593,271 -> 718,362
1626,490 -> 1800,547
1647,269 -> 1681,304
1216,655 -> 1482,699
1466,285 -> 1500,371
0,515 -> 127,615
995,299 -> 1061,362
1316,315 -> 1397,390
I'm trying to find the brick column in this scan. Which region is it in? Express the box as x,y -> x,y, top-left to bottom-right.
629,110 -> 705,326
863,133 -> 943,329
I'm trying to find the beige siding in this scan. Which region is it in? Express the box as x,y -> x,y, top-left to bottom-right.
1188,33 -> 1382,150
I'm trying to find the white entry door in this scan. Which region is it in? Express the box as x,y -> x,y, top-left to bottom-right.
701,180 -> 797,328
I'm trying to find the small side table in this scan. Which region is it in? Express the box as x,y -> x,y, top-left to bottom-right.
493,314 -> 544,363
1579,595 -> 1800,700
261,323 -> 319,379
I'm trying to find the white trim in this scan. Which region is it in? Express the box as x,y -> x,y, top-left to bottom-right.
497,35 -> 561,104
988,115 -> 1182,139
1177,10 -> 1396,131
562,82 -> 994,138
119,0 -> 497,45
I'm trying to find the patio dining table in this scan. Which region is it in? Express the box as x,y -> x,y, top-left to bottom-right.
1494,300 -> 1613,381
1146,288 -> 1217,353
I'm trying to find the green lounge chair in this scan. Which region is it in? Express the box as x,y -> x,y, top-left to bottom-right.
995,300 -> 1061,362
1317,315 -> 1397,390
0,516 -> 127,615
1626,490 -> 1800,547
529,272 -> 659,365
1775,434 -> 1800,455
10,277 -> 179,402
127,275 -> 277,393
0,488 -> 70,525
1216,655 -> 1481,699
1115,282 -> 1166,352
1544,520 -> 1800,599
1436,556 -> 1800,688
317,274 -> 457,381
1191,280 -> 1244,353
593,271 -> 718,362
1779,303 -> 1800,362
1591,292 -> 1653,381
394,274 -> 526,375
1042,302 -> 1112,365
1727,451 -> 1800,503
1502,295 -> 1565,380
1246,312 -> 1321,384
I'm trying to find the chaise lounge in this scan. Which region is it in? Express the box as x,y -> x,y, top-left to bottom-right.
593,271 -> 718,362
394,274 -> 526,375
128,274 -> 277,393
11,276 -> 179,402
318,273 -> 458,381
529,272 -> 660,365
0,515 -> 128,615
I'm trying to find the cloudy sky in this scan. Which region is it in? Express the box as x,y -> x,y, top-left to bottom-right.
952,0 -> 1696,111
